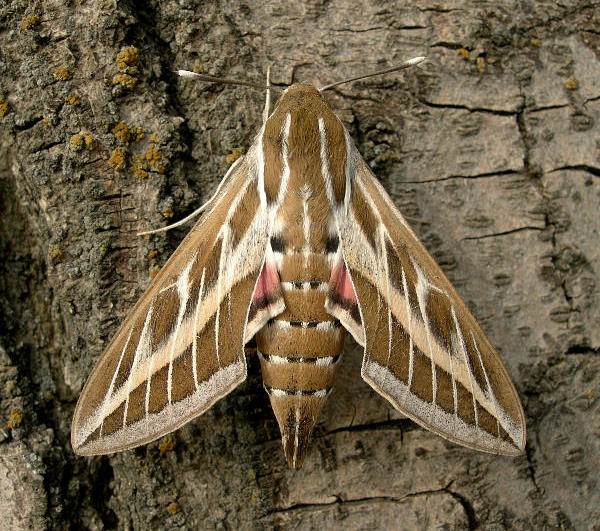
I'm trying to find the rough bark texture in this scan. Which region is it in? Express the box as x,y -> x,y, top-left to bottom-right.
1,1 -> 599,529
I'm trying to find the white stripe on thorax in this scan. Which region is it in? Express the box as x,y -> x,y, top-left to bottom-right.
276,114 -> 292,206
256,124 -> 267,207
318,118 -> 334,206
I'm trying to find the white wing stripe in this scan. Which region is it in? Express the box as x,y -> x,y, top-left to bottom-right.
168,257 -> 195,406
100,328 -> 133,437
413,260 -> 438,408
123,307 -> 154,429
471,331 -> 503,448
144,343 -> 154,432
76,196 -> 269,444
471,331 -> 524,451
452,306 -> 478,435
343,192 -> 503,423
401,268 -> 415,393
192,268 -> 206,390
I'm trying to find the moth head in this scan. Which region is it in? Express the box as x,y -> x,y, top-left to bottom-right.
271,83 -> 333,114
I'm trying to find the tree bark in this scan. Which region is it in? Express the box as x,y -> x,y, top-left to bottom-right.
1,0 -> 599,529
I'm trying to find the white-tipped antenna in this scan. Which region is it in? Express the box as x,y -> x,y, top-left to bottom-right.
175,69 -> 281,92
319,56 -> 426,92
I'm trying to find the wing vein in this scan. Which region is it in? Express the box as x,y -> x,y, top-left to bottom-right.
123,307 -> 154,429
452,306 -> 478,438
100,328 -> 133,438
192,268 -> 206,390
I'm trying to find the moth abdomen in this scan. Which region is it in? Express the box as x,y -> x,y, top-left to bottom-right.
256,319 -> 344,469
255,248 -> 345,468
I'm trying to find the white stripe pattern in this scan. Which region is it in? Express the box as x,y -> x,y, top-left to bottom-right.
258,351 -> 339,366
281,281 -> 328,291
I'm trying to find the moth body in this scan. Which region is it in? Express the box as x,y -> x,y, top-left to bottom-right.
72,79 -> 526,467
255,85 -> 348,467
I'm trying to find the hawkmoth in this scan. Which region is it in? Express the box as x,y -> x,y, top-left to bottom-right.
71,58 -> 526,468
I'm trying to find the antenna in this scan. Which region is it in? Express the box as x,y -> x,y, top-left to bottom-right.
319,56 -> 426,92
175,70 -> 282,92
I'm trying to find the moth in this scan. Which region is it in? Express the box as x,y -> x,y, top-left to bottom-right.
71,58 -> 526,468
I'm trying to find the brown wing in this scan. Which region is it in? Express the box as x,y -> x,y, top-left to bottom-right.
72,155 -> 282,455
329,155 -> 526,455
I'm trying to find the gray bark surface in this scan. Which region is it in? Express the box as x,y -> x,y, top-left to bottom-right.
1,1 -> 599,529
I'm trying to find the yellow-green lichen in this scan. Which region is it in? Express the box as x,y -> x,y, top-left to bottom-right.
53,66 -> 71,81
116,46 -> 139,71
226,147 -> 245,164
69,132 -> 94,151
108,147 -> 127,170
145,143 -> 166,174
112,122 -> 145,144
167,502 -> 181,515
48,244 -> 64,264
476,56 -> 486,74
112,122 -> 130,143
112,46 -> 140,89
67,94 -> 80,106
21,15 -> 39,30
112,73 -> 138,89
0,98 -> 9,117
565,78 -> 579,90
130,154 -> 149,179
7,410 -> 23,429
159,435 -> 176,453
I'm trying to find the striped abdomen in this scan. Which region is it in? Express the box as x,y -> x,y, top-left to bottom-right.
255,253 -> 344,468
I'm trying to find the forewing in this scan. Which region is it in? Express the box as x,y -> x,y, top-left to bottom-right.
72,156 -> 277,455
332,155 -> 526,455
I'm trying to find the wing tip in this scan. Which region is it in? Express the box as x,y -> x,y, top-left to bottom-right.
70,360 -> 247,457
361,359 -> 527,457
